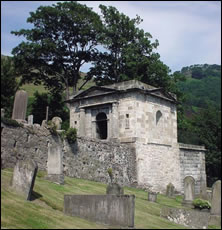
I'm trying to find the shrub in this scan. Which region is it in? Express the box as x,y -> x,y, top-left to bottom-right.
192,198 -> 211,210
107,168 -> 113,183
66,127 -> 77,144
47,120 -> 57,135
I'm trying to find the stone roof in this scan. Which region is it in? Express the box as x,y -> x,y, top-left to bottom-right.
66,80 -> 177,104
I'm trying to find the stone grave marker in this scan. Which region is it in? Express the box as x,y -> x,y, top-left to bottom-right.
52,117 -> 62,130
1,108 -> 5,118
11,159 -> 38,200
182,176 -> 195,207
148,191 -> 157,202
200,175 -> 208,200
166,183 -> 175,198
210,180 -> 221,216
106,183 -> 124,195
28,115 -> 33,125
46,144 -> 64,184
12,90 -> 28,121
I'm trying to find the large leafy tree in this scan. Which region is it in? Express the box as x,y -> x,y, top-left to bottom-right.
89,5 -> 171,90
11,1 -> 102,99
192,105 -> 221,186
1,57 -> 19,117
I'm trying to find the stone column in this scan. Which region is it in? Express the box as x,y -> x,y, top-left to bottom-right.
111,103 -> 119,139
79,108 -> 85,137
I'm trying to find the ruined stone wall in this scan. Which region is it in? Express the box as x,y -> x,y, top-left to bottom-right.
1,125 -> 137,187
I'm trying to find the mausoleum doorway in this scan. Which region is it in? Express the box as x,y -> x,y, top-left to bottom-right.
96,112 -> 107,139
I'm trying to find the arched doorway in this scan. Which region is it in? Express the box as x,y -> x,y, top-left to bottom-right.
96,112 -> 107,139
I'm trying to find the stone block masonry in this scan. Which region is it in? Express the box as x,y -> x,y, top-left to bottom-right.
64,195 -> 135,227
1,125 -> 206,194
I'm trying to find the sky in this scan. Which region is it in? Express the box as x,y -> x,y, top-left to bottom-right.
1,1 -> 221,73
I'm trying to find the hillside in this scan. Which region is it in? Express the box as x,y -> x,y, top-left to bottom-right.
1,168 -> 192,229
176,64 -> 221,116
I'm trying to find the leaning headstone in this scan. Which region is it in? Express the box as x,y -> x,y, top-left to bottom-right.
12,90 -> 28,121
28,115 -> 33,125
182,176 -> 195,207
46,144 -> 64,185
210,180 -> 221,216
106,183 -> 124,195
148,191 -> 157,202
51,117 -> 62,130
11,159 -> 38,200
166,183 -> 175,198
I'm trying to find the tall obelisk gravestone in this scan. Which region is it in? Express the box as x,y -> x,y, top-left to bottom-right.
12,90 -> 28,121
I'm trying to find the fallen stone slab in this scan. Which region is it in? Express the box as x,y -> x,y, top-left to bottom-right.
64,194 -> 135,228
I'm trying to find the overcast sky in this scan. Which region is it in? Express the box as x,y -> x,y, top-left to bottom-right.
1,1 -> 221,73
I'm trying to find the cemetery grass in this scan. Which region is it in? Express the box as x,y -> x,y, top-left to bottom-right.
1,169 -> 219,229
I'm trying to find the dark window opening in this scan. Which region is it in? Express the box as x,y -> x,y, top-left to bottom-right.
96,112 -> 107,139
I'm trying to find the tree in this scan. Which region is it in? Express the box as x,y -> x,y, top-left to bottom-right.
11,1 -> 102,99
89,5 -> 172,91
1,57 -> 19,117
192,104 -> 221,186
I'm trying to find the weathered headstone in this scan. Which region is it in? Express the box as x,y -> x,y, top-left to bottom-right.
12,90 -> 28,121
52,117 -> 62,130
106,183 -> 124,195
210,180 -> 221,216
46,144 -> 64,184
148,191 -> 157,202
182,176 -> 195,207
11,159 -> 38,200
28,115 -> 33,125
41,119 -> 48,128
166,183 -> 175,198
1,108 -> 5,118
200,175 -> 208,200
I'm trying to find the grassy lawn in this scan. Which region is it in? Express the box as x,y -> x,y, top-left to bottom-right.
1,169 -> 219,229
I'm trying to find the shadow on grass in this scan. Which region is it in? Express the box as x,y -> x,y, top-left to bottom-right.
30,191 -> 43,201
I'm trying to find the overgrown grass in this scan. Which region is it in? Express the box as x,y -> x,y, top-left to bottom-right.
1,169 -> 220,229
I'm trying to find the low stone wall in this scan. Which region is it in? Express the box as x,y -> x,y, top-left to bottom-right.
64,195 -> 135,227
63,137 -> 137,187
161,206 -> 210,229
1,125 -> 137,187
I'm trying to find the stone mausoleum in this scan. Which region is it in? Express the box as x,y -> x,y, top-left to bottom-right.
67,80 -> 207,194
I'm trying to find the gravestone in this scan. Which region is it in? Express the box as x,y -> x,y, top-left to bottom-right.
46,144 -> 64,184
210,180 -> 221,216
106,183 -> 124,195
148,191 -> 157,202
12,90 -> 28,121
28,115 -> 33,125
166,183 -> 175,198
182,176 -> 195,207
52,117 -> 62,130
200,175 -> 208,200
11,159 -> 38,200
1,108 -> 5,118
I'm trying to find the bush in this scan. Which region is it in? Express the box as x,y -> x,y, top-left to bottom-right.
66,127 -> 77,144
192,198 -> 211,210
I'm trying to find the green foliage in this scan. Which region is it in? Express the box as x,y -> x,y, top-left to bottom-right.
1,117 -> 23,128
192,198 -> 211,210
11,1 -> 102,98
1,56 -> 19,117
107,168 -> 113,183
47,120 -> 57,136
89,4 -> 173,92
65,127 -> 77,144
30,91 -> 69,125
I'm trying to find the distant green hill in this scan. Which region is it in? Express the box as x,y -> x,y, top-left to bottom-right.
176,64 -> 221,116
